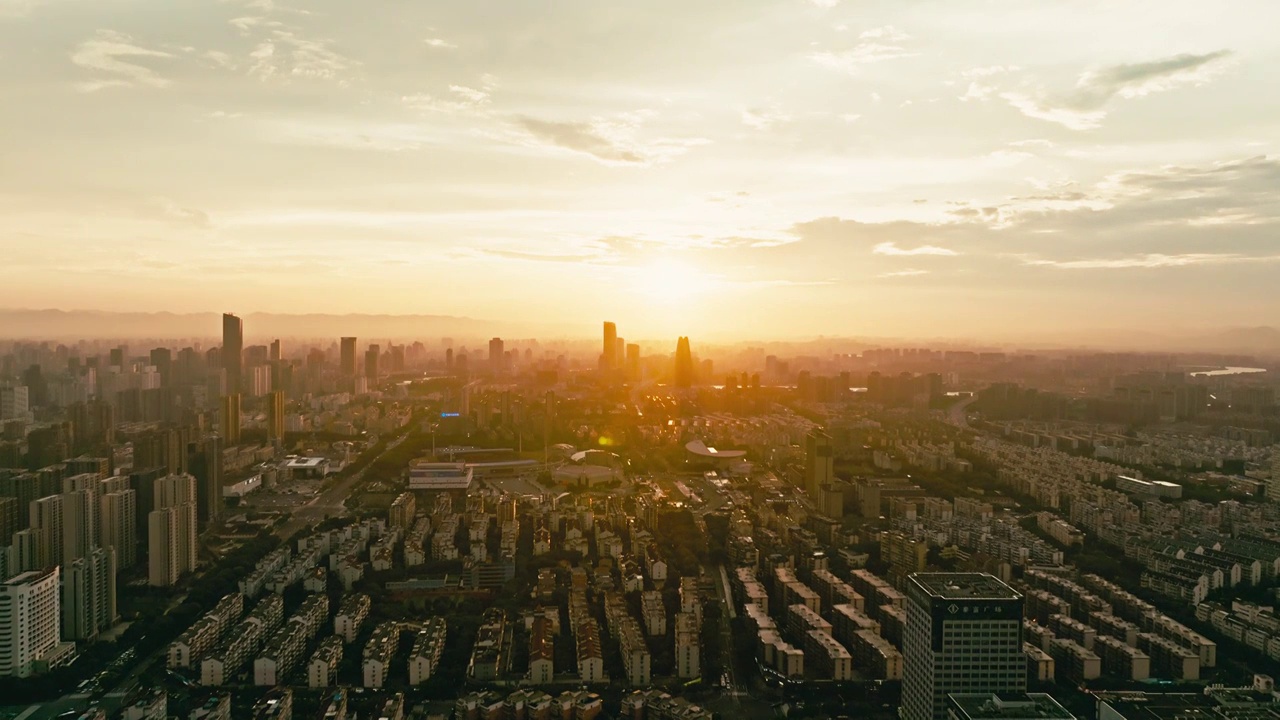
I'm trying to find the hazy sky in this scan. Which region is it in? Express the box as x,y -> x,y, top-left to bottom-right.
2,0 -> 1278,340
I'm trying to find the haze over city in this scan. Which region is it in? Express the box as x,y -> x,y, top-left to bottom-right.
3,0 -> 1280,339
6,3 -> 1280,720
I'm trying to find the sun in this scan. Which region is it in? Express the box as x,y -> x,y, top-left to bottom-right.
629,259 -> 710,305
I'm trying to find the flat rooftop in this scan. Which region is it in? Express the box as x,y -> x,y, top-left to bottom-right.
910,573 -> 1021,600
949,694 -> 1075,720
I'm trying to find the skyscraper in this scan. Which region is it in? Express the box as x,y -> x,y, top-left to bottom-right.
269,339 -> 281,362
221,393 -> 241,446
625,343 -> 641,380
901,573 -> 1026,720
365,344 -> 380,381
0,568 -> 61,678
193,435 -> 224,525
673,337 -> 694,388
804,430 -> 833,497
489,338 -> 505,375
149,347 -> 172,388
62,546 -> 116,641
222,313 -> 243,395
340,337 -> 357,376
602,322 -> 617,370
267,391 -> 285,443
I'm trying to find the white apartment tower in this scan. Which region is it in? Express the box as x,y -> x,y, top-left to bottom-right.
901,573 -> 1026,720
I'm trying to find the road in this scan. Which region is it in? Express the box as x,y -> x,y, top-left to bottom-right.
947,395 -> 978,427
275,432 -> 410,540
706,563 -> 744,700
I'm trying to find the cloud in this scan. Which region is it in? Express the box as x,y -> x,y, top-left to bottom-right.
809,0 -> 839,7
1001,51 -> 1233,129
741,105 -> 791,130
512,113 -> 708,166
873,241 -> 958,256
424,37 -> 456,50
248,29 -> 352,82
809,28 -> 916,73
1018,253 -> 1280,269
878,268 -> 929,278
71,30 -> 173,92
859,26 -> 909,42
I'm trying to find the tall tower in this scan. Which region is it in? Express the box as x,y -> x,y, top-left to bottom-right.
222,313 -> 243,395
489,338 -> 505,375
61,546 -> 116,641
340,337 -> 358,377
28,495 -> 63,570
149,474 -> 198,587
267,391 -> 285,444
0,568 -> 61,678
673,337 -> 694,388
804,430 -> 833,497
365,345 -> 381,382
901,573 -> 1026,720
269,339 -> 281,362
100,489 -> 137,569
625,343 -> 640,381
221,393 -> 241,447
602,322 -> 617,370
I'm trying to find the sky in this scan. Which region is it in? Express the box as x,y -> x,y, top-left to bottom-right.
1,0 -> 1278,341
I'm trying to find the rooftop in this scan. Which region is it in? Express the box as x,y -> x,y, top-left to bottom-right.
949,694 -> 1076,720
911,572 -> 1021,601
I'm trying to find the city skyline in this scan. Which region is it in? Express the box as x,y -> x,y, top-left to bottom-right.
2,1 -> 1279,339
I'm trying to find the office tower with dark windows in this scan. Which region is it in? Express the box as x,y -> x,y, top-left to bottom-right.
269,339 -> 281,362
602,322 -> 617,370
267,391 -> 285,444
222,313 -> 243,395
365,345 -> 380,381
192,435 -> 224,525
221,393 -> 241,447
340,337 -> 357,377
901,573 -> 1026,720
674,337 -> 694,388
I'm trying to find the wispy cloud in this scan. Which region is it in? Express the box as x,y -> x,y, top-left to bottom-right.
873,241 -> 958,256
809,0 -> 839,7
809,27 -> 916,73
424,37 -> 456,50
741,105 -> 791,130
1019,253 -> 1255,269
879,268 -> 930,278
248,29 -> 353,82
1002,51 -> 1233,129
512,113 -> 708,166
71,30 -> 173,92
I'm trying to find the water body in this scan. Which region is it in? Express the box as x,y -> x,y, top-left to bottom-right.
1188,366 -> 1267,377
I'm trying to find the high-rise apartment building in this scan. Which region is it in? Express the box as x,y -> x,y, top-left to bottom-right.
222,313 -> 243,395
0,568 -> 62,678
28,495 -> 63,570
804,430 -> 833,497
625,343 -> 640,380
339,337 -> 358,376
221,394 -> 241,447
193,435 -> 224,525
100,489 -> 137,569
62,546 -> 116,641
149,474 -> 198,587
901,573 -> 1026,720
269,339 -> 281,362
602,322 -> 617,370
0,386 -> 30,421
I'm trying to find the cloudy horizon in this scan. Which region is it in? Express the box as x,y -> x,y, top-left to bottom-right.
2,0 -> 1277,340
